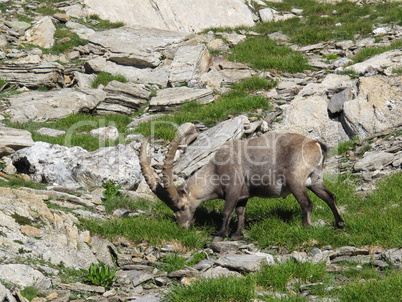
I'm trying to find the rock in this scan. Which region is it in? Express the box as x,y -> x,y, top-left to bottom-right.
382,248 -> 402,267
215,254 -> 269,272
0,56 -> 64,88
85,57 -> 170,86
328,88 -> 352,114
90,126 -> 119,141
201,266 -> 242,279
12,141 -> 142,190
0,126 -> 34,157
0,187 -> 113,269
343,75 -> 402,138
96,80 -> 151,115
149,87 -> 214,111
36,127 -> 66,137
354,151 -> 395,171
88,27 -> 188,68
82,0 -> 255,33
0,264 -> 51,289
6,88 -> 105,123
66,21 -> 96,39
346,49 -> 402,75
24,16 -> 56,49
174,115 -> 249,177
169,45 -> 211,86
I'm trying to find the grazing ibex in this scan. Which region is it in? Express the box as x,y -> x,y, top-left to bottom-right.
140,131 -> 345,240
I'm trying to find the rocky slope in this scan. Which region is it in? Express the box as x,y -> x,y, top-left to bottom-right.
0,0 -> 401,301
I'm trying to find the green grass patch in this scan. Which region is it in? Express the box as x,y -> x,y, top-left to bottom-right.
135,77 -> 274,140
228,37 -> 309,73
339,270 -> 402,302
91,72 -> 128,88
166,275 -> 256,302
251,0 -> 402,46
86,14 -> 125,31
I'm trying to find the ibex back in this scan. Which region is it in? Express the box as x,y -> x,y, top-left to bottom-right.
140,131 -> 345,240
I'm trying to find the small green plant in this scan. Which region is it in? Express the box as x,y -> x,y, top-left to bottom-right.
83,262 -> 117,289
92,72 -> 128,88
20,286 -> 41,301
102,179 -> 123,201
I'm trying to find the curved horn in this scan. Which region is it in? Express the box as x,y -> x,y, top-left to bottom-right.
139,136 -> 180,211
161,134 -> 184,203
139,136 -> 158,191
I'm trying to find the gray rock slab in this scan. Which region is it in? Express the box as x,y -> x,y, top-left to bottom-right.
88,27 -> 188,67
201,266 -> 242,279
354,151 -> 395,171
149,87 -> 214,111
6,88 -> 105,123
24,16 -> 56,49
0,264 -> 51,289
174,116 -> 248,177
85,57 -> 170,86
346,49 -> 402,75
0,126 -> 34,157
37,127 -> 66,137
12,141 -> 142,190
0,55 -> 64,88
169,45 -> 211,86
82,0 -> 255,33
343,75 -> 402,138
66,21 -> 96,39
97,80 -> 151,114
215,254 -> 269,272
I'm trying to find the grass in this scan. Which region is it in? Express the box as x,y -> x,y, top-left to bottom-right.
86,14 -> 125,31
228,37 -> 309,73
135,77 -> 275,140
251,0 -> 402,46
91,72 -> 128,88
5,113 -> 133,151
352,39 -> 402,63
166,275 -> 256,302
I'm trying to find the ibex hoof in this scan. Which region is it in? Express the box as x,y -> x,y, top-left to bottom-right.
212,235 -> 225,242
336,221 -> 346,229
230,233 -> 244,241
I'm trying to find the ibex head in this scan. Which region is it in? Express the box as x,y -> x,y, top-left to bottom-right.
139,132 -> 197,229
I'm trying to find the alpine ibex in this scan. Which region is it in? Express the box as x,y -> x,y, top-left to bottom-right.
140,131 -> 345,240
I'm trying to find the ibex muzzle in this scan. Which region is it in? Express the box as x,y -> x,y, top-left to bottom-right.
140,131 -> 345,240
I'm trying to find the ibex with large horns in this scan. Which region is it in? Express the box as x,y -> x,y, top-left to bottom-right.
140,130 -> 345,240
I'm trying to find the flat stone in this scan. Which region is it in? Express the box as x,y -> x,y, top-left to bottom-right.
354,151 -> 395,171
37,127 -> 66,137
149,87 -> 214,111
215,254 -> 270,272
0,126 -> 34,157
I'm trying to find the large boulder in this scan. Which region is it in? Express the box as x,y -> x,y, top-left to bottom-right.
12,142 -> 142,190
5,88 -> 105,123
0,127 -> 34,157
0,187 -> 115,270
0,55 -> 64,88
82,0 -> 255,33
343,75 -> 402,138
24,16 -> 56,49
274,74 -> 354,147
88,27 -> 188,68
